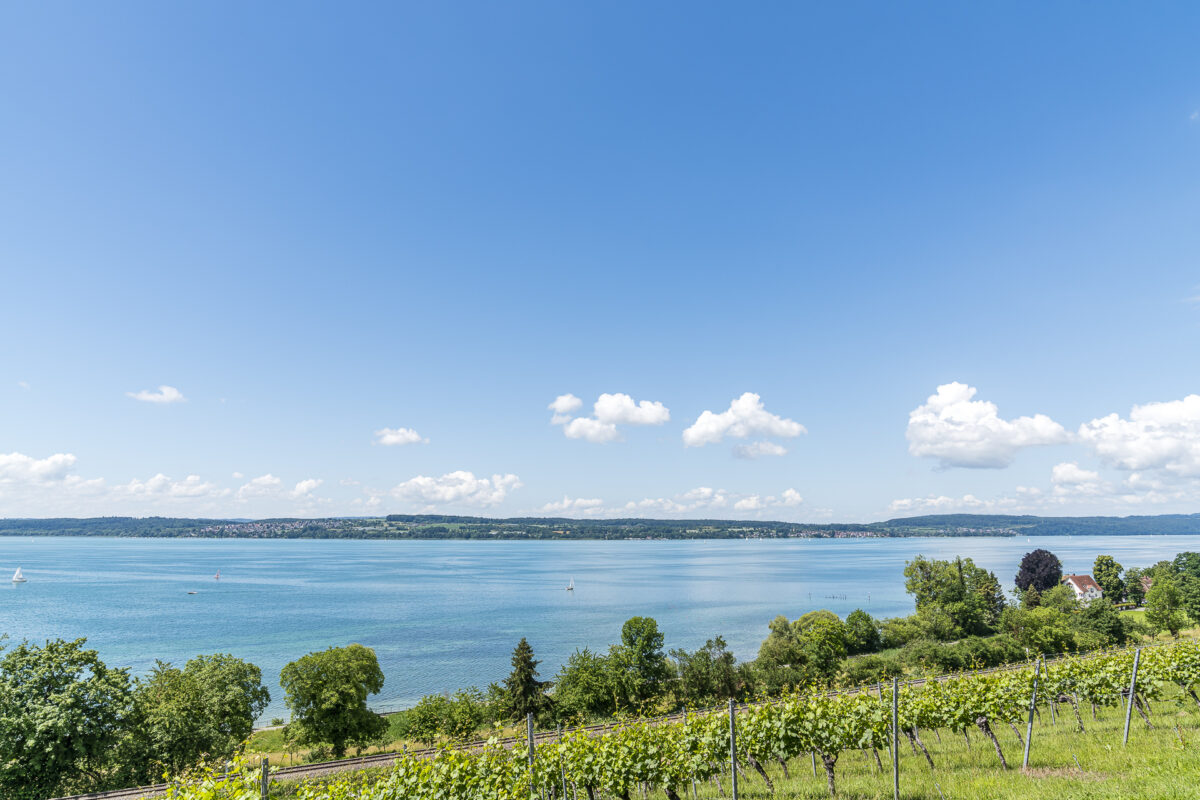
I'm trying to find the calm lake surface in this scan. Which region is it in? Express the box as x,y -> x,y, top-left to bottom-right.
1,535 -> 1194,720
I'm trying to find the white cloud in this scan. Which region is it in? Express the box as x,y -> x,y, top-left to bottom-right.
391,471 -> 522,508
538,496 -> 604,514
1051,462 -> 1101,485
906,382 -> 1069,468
17,381 -> 29,390
1191,110 -> 1199,121
733,441 -> 788,459
1078,395 -> 1200,478
127,385 -> 186,404
121,473 -> 226,499
887,493 -> 1013,514
0,452 -> 78,485
562,417 -> 619,443
552,392 -> 669,442
374,427 -> 428,446
290,478 -> 323,499
232,471 -> 244,479
548,394 -> 583,424
682,393 -> 805,448
236,474 -> 283,500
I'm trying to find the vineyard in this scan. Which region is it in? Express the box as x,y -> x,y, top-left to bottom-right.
158,641 -> 1200,800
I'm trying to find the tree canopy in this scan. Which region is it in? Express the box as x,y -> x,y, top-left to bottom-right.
1015,549 -> 1063,592
503,638 -> 551,721
280,644 -> 388,758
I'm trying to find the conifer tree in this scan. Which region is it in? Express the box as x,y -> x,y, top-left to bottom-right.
504,637 -> 549,720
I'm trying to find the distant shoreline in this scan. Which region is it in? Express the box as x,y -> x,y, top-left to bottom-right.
1,512 -> 1199,540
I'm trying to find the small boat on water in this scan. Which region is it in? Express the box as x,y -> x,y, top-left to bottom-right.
566,578 -> 574,591
12,567 -> 26,583
214,569 -> 221,580
187,591 -> 198,595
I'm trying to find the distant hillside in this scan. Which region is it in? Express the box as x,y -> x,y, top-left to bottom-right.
0,513 -> 1198,539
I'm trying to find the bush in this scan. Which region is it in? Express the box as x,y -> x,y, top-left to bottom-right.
838,653 -> 904,686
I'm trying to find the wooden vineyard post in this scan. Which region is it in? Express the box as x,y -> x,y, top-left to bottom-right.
527,712 -> 537,800
1023,656 -> 1041,769
1123,648 -> 1141,746
729,699 -> 739,800
892,677 -> 899,800
557,724 -> 567,800
260,757 -> 269,800
684,707 -> 697,800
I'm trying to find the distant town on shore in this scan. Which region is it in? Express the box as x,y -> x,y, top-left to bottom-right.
3,512 -> 1200,540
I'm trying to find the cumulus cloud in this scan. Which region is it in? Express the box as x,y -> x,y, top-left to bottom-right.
551,392 -> 669,442
682,393 -> 805,448
616,486 -> 803,517
1078,395 -> 1200,478
733,441 -> 788,459
374,427 -> 428,446
127,385 -> 186,404
236,474 -> 283,500
17,381 -> 29,390
391,471 -> 522,508
548,394 -> 584,424
906,382 -> 1069,468
734,489 -> 804,511
538,496 -> 604,514
290,478 -> 323,499
887,493 -> 1014,514
120,473 -> 226,499
0,452 -> 78,485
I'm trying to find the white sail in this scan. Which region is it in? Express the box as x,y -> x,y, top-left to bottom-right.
566,577 -> 574,591
214,569 -> 220,580
12,567 -> 26,583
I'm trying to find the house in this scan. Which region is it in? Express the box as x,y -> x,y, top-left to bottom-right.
1063,574 -> 1103,604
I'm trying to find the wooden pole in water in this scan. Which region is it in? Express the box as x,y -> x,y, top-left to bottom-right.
1123,648 -> 1141,746
1023,656 -> 1041,769
728,699 -> 739,800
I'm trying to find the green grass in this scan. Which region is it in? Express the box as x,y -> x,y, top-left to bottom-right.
684,695 -> 1200,799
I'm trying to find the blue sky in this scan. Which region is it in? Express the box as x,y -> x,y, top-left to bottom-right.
2,3 -> 1199,521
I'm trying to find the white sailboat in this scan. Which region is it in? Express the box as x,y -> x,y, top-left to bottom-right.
214,569 -> 221,580
12,567 -> 27,583
566,577 -> 574,591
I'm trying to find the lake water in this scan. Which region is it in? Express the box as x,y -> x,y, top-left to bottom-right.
0,535 -> 1194,720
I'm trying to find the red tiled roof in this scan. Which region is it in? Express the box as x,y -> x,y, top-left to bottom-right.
1063,574 -> 1102,594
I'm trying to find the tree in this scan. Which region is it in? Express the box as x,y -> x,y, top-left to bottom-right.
903,555 -> 1005,636
280,643 -> 388,758
1144,577 -> 1187,637
1015,549 -> 1062,593
999,606 -> 1074,654
503,638 -> 550,720
844,609 -> 881,654
1073,598 -> 1128,648
552,648 -> 614,721
1093,555 -> 1125,602
116,653 -> 269,784
671,636 -> 745,706
755,612 -> 849,692
1125,567 -> 1147,606
0,638 -> 132,800
1173,552 -> 1200,579
608,617 -> 670,709
1179,575 -> 1200,625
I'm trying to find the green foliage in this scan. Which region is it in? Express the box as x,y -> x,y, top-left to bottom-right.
1000,606 -> 1075,654
670,635 -> 744,706
755,611 -> 848,693
1126,567 -> 1148,606
1039,583 -> 1080,613
844,609 -> 881,654
839,652 -> 904,685
1072,598 -> 1129,648
115,654 -> 269,785
1145,577 -> 1187,636
503,638 -> 550,721
552,647 -> 615,721
904,555 -> 1005,636
1093,554 -> 1125,602
280,644 -> 388,758
607,616 -> 670,711
0,638 -> 132,800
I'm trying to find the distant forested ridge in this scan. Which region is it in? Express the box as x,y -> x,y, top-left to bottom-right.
0,513 -> 1198,539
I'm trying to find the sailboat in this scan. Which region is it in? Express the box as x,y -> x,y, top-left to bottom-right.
214,569 -> 221,580
566,577 -> 574,591
12,567 -> 27,583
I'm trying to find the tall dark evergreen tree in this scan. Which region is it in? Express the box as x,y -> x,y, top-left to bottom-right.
1015,549 -> 1062,592
503,638 -> 549,720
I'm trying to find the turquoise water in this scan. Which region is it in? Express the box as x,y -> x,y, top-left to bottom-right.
0,535 -> 1193,720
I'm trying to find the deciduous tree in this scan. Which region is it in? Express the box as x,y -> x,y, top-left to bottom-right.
280,643 -> 388,758
1015,549 -> 1062,593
